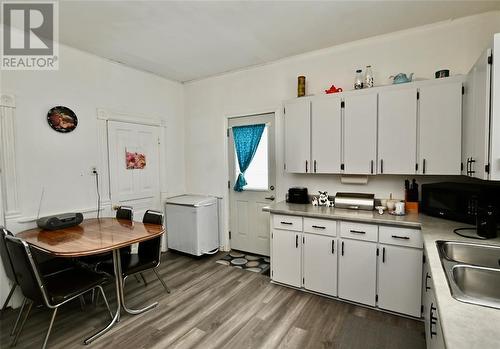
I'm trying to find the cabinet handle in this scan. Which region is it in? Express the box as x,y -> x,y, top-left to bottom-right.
380,159 -> 384,174
332,240 -> 335,254
296,235 -> 298,248
425,273 -> 431,291
349,230 -> 366,234
341,241 -> 344,256
312,225 -> 326,229
382,247 -> 386,263
430,303 -> 438,338
280,221 -> 293,225
391,235 -> 410,240
305,160 -> 308,173
314,160 -> 317,173
423,159 -> 426,174
371,160 -> 374,174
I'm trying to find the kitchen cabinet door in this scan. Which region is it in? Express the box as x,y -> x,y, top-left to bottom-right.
463,49 -> 492,180
271,229 -> 301,287
284,99 -> 311,173
378,245 -> 423,317
419,82 -> 462,175
338,239 -> 377,306
303,234 -> 337,296
311,96 -> 342,173
378,88 -> 418,174
343,93 -> 377,174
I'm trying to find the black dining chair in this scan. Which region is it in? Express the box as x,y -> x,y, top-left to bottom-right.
0,228 -> 75,337
5,235 -> 113,349
98,209 -> 170,309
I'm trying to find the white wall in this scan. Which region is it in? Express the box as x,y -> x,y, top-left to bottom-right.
183,11 -> 500,242
0,40 -> 185,306
1,42 -> 185,229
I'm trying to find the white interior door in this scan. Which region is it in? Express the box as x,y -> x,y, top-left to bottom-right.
108,121 -> 161,221
228,113 -> 275,256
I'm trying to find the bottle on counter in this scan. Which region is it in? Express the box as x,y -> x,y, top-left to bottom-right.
364,65 -> 374,88
354,69 -> 363,89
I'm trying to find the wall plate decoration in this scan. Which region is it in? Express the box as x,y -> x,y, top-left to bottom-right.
47,106 -> 78,133
126,149 -> 146,169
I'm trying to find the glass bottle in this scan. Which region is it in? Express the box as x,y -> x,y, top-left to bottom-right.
354,69 -> 363,89
364,65 -> 374,88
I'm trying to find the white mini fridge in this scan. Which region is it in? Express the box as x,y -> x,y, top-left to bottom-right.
165,195 -> 219,256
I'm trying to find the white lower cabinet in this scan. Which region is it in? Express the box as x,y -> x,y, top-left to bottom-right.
338,238 -> 377,306
377,244 -> 423,317
423,254 -> 446,349
303,233 -> 337,296
270,214 -> 424,318
271,229 -> 301,287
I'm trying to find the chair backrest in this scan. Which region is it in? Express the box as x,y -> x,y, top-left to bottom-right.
116,206 -> 133,221
138,210 -> 163,263
142,210 -> 163,225
5,236 -> 47,305
0,227 -> 17,284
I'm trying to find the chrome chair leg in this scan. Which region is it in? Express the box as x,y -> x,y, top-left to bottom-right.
121,276 -> 158,315
153,268 -> 170,293
10,298 -> 26,336
1,284 -> 16,312
97,286 -> 113,320
41,308 -> 58,349
79,295 -> 86,311
11,300 -> 33,347
140,273 -> 148,286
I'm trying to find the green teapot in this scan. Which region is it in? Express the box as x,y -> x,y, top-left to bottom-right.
389,73 -> 414,84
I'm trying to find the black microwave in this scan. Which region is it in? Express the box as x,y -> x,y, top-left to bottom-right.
421,182 -> 500,224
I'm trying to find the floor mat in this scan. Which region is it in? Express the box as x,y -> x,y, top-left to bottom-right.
216,250 -> 270,275
336,314 -> 425,349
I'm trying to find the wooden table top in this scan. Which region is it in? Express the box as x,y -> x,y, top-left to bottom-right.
16,218 -> 164,257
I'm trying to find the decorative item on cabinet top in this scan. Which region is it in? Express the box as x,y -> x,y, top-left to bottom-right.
389,73 -> 414,84
325,85 -> 343,94
297,75 -> 306,97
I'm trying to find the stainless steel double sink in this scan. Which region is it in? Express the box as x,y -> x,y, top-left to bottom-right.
437,241 -> 500,309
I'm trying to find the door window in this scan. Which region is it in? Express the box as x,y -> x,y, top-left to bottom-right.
234,126 -> 268,190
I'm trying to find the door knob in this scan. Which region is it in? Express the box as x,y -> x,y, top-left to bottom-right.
265,196 -> 275,201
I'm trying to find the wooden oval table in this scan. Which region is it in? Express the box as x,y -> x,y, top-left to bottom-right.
17,218 -> 165,345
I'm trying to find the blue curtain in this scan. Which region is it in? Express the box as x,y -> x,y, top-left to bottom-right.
232,124 -> 266,192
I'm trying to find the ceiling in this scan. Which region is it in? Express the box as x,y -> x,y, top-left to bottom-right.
57,1 -> 500,83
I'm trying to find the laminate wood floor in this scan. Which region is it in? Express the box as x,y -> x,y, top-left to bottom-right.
0,251 -> 425,349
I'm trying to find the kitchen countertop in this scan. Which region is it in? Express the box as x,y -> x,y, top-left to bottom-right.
263,201 -> 500,349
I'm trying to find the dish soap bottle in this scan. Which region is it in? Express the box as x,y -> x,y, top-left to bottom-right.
364,65 -> 374,88
354,69 -> 363,89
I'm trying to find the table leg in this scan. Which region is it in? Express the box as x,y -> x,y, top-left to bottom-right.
83,249 -> 122,345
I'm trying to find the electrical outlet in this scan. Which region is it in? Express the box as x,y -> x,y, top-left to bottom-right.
90,166 -> 97,175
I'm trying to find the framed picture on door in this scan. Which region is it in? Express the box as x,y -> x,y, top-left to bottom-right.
125,149 -> 146,169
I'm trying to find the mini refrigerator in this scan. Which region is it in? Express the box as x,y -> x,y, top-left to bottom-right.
165,195 -> 219,256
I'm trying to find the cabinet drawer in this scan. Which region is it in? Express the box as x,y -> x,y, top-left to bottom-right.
379,226 -> 423,248
340,221 -> 378,242
272,214 -> 303,231
303,218 -> 336,236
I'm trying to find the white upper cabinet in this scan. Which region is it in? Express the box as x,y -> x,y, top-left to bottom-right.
418,82 -> 462,175
378,88 -> 418,174
284,98 -> 311,173
463,49 -> 492,180
343,93 -> 378,174
311,96 -> 342,173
